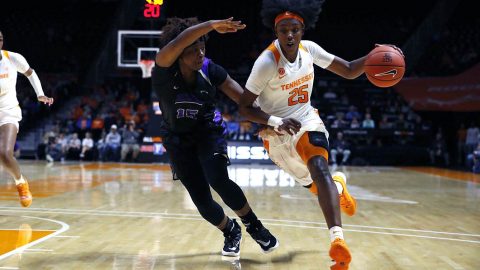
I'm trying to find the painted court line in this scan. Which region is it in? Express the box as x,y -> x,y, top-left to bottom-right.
1,207 -> 478,244
439,256 -> 465,270
0,216 -> 69,261
263,223 -> 480,244
23,248 -> 53,252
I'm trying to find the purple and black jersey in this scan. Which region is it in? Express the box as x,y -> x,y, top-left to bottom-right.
152,58 -> 227,135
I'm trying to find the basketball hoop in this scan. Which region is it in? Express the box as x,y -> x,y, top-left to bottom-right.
139,59 -> 155,78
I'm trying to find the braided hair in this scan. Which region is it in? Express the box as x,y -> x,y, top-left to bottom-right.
261,0 -> 326,30
158,17 -> 208,49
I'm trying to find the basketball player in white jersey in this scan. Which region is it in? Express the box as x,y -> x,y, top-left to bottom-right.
238,1 -> 403,269
0,30 -> 54,207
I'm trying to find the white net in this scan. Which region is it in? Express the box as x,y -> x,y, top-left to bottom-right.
139,60 -> 155,78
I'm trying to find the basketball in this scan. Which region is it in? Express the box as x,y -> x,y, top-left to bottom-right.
364,45 -> 405,88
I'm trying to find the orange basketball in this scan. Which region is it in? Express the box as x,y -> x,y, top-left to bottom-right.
364,45 -> 405,88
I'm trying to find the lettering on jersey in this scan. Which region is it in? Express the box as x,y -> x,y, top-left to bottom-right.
280,72 -> 314,91
0,73 -> 8,79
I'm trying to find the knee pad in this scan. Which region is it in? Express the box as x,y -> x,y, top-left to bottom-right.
296,131 -> 330,164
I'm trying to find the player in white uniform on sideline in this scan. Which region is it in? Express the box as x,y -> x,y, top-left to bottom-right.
0,30 -> 54,207
238,1 -> 404,269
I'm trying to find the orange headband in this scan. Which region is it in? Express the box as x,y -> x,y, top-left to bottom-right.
274,11 -> 304,26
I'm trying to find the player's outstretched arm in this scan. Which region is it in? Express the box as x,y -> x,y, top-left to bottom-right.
155,17 -> 246,67
218,75 -> 244,104
326,44 -> 404,80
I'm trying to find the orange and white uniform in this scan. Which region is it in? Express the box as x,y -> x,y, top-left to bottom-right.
0,50 -> 30,129
246,40 -> 334,186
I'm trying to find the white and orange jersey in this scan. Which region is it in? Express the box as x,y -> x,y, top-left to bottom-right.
0,50 -> 30,110
246,40 -> 334,126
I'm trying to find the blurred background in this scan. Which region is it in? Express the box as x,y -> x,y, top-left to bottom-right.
1,0 -> 478,172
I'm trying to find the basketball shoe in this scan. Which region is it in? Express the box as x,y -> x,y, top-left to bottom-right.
332,172 -> 356,216
329,238 -> 351,270
222,219 -> 242,257
246,221 -> 279,253
16,179 -> 32,207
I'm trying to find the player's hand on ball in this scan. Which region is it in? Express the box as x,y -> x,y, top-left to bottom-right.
211,17 -> 246,34
375,44 -> 404,58
278,118 -> 301,135
38,96 -> 54,106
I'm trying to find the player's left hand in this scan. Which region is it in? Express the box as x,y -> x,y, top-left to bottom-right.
375,44 -> 404,58
211,17 -> 246,34
38,96 -> 54,106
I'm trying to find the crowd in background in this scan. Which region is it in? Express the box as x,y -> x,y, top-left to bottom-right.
2,0 -> 478,173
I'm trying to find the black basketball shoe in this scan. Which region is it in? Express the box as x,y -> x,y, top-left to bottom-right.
222,219 -> 242,256
246,222 -> 279,253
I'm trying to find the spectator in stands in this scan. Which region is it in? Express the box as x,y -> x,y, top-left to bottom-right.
121,121 -> 140,162
350,117 -> 360,129
96,130 -> 107,161
226,121 -> 240,140
80,132 -> 95,160
37,131 -> 51,160
429,131 -> 450,167
331,113 -> 347,129
378,114 -> 392,129
330,132 -> 351,165
102,124 -> 121,161
465,122 -> 479,154
394,113 -> 412,130
345,105 -> 361,121
46,137 -> 64,163
362,113 -> 375,129
466,143 -> 480,173
323,88 -> 337,100
238,121 -> 254,140
456,123 -> 467,166
66,132 -> 81,160
57,132 -> 68,158
76,113 -> 92,136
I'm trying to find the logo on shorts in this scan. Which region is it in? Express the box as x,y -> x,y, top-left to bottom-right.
278,67 -> 286,79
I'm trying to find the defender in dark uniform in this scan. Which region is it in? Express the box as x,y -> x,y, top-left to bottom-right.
151,17 -> 278,256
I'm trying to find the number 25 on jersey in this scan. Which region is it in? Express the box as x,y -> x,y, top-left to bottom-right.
288,84 -> 308,106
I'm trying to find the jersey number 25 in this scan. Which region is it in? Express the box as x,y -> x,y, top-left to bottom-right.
288,84 -> 308,106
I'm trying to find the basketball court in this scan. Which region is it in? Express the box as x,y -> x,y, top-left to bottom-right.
1,161 -> 478,269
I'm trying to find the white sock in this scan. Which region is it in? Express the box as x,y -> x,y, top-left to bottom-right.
332,172 -> 346,194
14,175 -> 26,185
334,181 -> 343,195
329,226 -> 344,242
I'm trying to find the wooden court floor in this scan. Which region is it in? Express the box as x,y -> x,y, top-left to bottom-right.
0,161 -> 479,270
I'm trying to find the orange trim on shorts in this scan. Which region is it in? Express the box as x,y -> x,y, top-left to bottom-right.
296,131 -> 329,164
266,43 -> 281,64
263,139 -> 270,153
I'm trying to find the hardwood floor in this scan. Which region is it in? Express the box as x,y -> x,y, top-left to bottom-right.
1,161 -> 479,269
